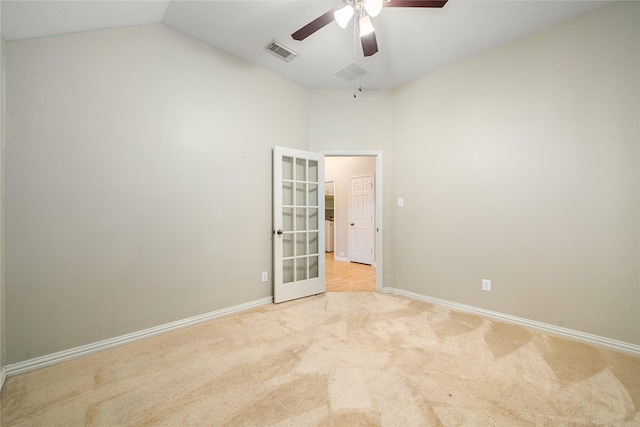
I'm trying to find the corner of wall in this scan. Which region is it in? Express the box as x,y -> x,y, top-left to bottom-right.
0,35 -> 5,386
0,367 -> 6,393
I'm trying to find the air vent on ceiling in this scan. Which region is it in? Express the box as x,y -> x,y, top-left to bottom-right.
335,62 -> 369,83
265,40 -> 299,62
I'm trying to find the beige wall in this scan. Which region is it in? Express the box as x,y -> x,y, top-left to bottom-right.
4,24 -> 309,363
325,156 -> 377,261
391,2 -> 639,344
309,90 -> 393,151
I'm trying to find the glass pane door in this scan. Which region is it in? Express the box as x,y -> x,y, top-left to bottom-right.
273,147 -> 325,303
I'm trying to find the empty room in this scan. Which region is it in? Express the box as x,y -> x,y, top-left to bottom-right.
0,0 -> 638,425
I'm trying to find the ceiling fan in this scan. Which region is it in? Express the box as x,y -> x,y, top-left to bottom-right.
292,0 -> 448,57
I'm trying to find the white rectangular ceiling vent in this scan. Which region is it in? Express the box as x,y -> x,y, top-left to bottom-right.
265,40 -> 299,62
335,62 -> 369,83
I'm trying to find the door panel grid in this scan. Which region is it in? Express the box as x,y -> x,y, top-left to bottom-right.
283,156 -> 319,282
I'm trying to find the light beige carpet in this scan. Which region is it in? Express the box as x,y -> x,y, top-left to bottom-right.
1,292 -> 639,426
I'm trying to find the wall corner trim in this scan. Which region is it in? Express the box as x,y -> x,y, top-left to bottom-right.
385,287 -> 640,357
5,296 -> 274,377
0,367 -> 6,392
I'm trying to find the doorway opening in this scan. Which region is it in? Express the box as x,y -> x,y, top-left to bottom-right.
322,152 -> 382,293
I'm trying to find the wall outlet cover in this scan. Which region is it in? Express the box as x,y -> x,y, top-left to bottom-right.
482,279 -> 491,291
261,271 -> 268,282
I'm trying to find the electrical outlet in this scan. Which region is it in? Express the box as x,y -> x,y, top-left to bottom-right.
261,271 -> 268,282
482,279 -> 491,291
398,197 -> 404,207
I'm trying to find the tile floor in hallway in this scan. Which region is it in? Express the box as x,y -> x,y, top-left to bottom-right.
325,252 -> 376,292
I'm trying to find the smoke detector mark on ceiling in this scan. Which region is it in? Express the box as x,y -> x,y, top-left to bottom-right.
265,40 -> 299,62
335,62 -> 369,83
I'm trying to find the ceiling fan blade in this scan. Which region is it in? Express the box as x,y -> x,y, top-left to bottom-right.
384,0 -> 448,7
292,7 -> 339,41
361,31 -> 379,57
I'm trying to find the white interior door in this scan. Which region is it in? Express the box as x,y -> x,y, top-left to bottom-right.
349,174 -> 374,265
273,146 -> 325,303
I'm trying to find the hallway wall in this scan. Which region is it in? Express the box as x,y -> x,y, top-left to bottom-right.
325,156 -> 376,262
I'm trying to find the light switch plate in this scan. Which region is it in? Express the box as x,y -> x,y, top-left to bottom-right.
398,197 -> 404,207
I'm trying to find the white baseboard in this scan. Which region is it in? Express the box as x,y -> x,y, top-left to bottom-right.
5,297 -> 273,377
383,287 -> 640,357
334,256 -> 350,262
6,289 -> 637,378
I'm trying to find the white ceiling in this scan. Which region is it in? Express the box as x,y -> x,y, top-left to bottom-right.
1,0 -> 610,90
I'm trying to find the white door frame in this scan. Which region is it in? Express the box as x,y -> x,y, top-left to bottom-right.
320,150 -> 383,293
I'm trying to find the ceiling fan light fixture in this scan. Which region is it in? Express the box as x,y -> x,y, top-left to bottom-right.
334,5 -> 354,29
364,0 -> 383,17
359,15 -> 375,37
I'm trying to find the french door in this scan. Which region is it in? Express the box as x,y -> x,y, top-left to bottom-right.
273,146 -> 325,303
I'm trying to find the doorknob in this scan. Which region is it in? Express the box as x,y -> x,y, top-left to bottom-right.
276,229 -> 283,235
350,223 -> 354,226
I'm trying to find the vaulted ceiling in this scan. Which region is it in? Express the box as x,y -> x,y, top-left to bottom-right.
1,1 -> 609,90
